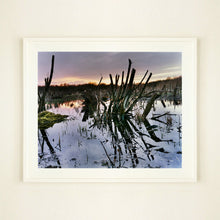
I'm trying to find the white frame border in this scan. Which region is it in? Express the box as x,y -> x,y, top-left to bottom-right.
23,38 -> 197,182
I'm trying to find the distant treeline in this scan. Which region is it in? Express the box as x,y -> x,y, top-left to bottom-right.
147,76 -> 182,91
38,76 -> 182,103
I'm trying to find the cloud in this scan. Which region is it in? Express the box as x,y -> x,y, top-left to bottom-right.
38,52 -> 182,85
162,66 -> 181,71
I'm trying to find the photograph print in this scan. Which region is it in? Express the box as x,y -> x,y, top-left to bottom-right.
38,51 -> 182,169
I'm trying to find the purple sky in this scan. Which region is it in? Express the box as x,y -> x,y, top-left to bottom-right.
38,52 -> 181,85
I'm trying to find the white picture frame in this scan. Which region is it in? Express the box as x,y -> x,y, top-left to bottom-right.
23,37 -> 197,182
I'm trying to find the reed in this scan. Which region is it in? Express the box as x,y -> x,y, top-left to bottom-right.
91,59 -> 163,167
97,59 -> 162,123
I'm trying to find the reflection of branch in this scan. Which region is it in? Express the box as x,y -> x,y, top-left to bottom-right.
142,93 -> 160,118
100,141 -> 115,168
142,119 -> 161,142
151,118 -> 167,125
41,138 -> 45,154
40,129 -> 55,154
38,130 -> 45,154
151,111 -> 170,120
40,129 -> 61,168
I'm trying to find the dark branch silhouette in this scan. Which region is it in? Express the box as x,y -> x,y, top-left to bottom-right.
38,55 -> 55,113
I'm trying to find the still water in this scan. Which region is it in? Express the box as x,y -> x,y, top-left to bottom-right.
38,100 -> 182,168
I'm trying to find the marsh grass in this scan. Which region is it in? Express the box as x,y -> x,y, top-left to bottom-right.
90,59 -> 165,167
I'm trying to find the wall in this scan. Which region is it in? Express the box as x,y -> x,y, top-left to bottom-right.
0,0 -> 219,219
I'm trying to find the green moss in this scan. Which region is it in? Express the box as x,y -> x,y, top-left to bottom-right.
38,111 -> 68,129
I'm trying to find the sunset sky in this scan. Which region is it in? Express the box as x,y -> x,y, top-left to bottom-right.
38,52 -> 182,85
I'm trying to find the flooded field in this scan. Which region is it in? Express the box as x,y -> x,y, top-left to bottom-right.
38,99 -> 182,168
38,53 -> 182,169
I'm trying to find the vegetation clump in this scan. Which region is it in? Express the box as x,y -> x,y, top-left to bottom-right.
38,111 -> 68,129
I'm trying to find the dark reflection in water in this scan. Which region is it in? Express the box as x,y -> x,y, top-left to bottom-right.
81,91 -> 97,121
38,129 -> 61,168
38,99 -> 182,168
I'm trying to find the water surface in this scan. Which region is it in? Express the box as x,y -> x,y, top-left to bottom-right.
38,100 -> 182,168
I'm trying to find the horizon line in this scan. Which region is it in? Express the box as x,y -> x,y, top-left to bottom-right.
38,76 -> 182,87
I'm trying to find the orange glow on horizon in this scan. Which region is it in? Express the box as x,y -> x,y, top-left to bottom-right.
38,72 -> 181,86
38,76 -> 111,86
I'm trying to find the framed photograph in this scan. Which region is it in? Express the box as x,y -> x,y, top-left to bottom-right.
23,38 -> 197,182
